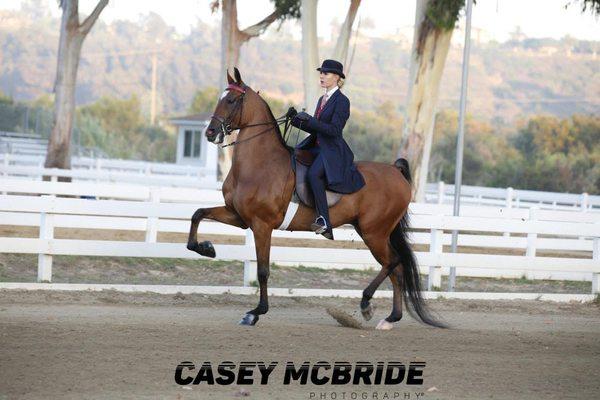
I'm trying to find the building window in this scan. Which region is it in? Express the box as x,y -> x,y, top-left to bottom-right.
183,129 -> 203,159
184,130 -> 192,157
193,130 -> 201,157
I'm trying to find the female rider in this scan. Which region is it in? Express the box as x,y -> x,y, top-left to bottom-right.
289,59 -> 365,240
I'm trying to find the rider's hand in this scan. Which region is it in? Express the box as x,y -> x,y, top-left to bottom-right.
286,106 -> 298,119
294,111 -> 311,122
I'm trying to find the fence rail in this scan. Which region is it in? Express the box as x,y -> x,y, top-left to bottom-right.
425,181 -> 599,211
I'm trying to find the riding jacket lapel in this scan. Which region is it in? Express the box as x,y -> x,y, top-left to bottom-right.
319,89 -> 340,118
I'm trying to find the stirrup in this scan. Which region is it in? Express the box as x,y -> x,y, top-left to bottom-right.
310,216 -> 328,234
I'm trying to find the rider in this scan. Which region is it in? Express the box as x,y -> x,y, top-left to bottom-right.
288,59 -> 365,240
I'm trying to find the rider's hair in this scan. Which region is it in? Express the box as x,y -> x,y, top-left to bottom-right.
337,77 -> 345,88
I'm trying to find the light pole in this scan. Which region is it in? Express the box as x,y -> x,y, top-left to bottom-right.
449,0 -> 474,291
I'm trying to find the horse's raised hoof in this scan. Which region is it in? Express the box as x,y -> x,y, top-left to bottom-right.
188,241 -> 216,258
239,313 -> 258,326
360,303 -> 374,321
375,319 -> 394,331
199,241 -> 216,258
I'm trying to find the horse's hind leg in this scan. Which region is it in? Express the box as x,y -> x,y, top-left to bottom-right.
375,267 -> 403,331
356,228 -> 399,322
187,206 -> 246,258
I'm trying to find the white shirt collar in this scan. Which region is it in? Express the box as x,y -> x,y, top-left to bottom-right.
324,85 -> 338,98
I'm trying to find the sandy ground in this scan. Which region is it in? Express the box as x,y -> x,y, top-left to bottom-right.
0,290 -> 599,400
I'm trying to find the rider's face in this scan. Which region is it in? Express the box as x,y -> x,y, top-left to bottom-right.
319,72 -> 339,90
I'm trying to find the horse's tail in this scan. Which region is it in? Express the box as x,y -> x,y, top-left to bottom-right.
394,158 -> 411,184
389,215 -> 448,329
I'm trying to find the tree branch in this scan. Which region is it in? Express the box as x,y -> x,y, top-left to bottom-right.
240,10 -> 279,38
79,0 -> 109,35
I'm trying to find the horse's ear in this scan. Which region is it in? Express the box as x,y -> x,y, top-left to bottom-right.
234,67 -> 243,84
226,69 -> 234,85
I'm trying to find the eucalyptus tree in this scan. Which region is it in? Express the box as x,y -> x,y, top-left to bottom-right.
45,0 -> 108,174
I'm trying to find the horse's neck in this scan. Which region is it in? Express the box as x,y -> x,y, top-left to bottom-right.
231,109 -> 289,175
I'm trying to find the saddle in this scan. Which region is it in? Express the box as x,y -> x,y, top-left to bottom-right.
292,149 -> 343,208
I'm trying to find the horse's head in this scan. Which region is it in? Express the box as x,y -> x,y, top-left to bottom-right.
205,67 -> 250,144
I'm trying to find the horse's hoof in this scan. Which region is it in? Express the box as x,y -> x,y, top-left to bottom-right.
360,303 -> 374,321
375,319 -> 394,331
239,313 -> 258,326
190,241 -> 215,258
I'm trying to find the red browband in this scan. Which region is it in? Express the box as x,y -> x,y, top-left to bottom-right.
226,83 -> 246,94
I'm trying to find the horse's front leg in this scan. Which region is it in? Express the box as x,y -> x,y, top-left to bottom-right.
187,206 -> 247,258
239,221 -> 272,326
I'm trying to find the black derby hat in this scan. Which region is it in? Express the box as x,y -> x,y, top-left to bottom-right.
316,59 -> 345,79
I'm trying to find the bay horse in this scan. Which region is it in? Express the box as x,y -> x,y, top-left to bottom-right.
187,68 -> 446,330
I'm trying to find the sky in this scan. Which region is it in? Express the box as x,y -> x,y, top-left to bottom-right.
2,0 -> 599,42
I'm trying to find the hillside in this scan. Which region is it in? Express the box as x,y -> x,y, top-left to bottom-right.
0,9 -> 598,121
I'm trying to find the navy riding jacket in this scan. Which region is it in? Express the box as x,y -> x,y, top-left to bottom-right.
291,89 -> 365,194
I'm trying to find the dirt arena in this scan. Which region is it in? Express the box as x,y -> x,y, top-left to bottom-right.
1,289 -> 599,400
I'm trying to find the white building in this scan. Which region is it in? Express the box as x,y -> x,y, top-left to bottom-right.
170,113 -> 218,183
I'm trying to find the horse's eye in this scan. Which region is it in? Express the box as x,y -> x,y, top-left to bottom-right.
227,98 -> 236,104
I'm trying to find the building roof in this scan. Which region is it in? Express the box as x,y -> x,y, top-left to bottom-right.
169,113 -> 211,125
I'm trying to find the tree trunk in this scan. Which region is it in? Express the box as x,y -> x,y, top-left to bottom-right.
397,0 -> 453,201
301,0 -> 320,110
45,0 -> 108,176
332,0 -> 361,65
217,0 -> 242,180
217,0 -> 280,180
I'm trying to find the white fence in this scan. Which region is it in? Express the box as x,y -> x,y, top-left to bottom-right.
425,181 -> 599,211
0,153 -> 219,188
2,152 -> 599,209
0,178 -> 599,294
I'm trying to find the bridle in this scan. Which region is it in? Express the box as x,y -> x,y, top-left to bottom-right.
210,83 -> 296,148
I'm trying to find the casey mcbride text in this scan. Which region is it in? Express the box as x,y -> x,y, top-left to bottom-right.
174,361 -> 426,386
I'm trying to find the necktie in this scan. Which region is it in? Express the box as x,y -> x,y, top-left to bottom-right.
316,93 -> 329,119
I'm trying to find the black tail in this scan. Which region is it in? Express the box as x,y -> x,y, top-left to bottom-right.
389,215 -> 448,328
394,158 -> 411,184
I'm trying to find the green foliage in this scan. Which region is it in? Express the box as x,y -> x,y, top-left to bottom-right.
344,101 -> 404,163
568,0 -> 600,16
188,87 -> 219,114
77,95 -> 176,162
272,0 -> 301,21
0,90 -> 13,105
429,111 -> 600,194
80,95 -> 144,136
425,0 -> 469,31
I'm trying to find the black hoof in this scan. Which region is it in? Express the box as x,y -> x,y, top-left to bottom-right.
239,313 -> 258,326
188,241 -> 216,258
361,303 -> 374,321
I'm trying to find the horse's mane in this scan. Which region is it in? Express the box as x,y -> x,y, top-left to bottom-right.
253,90 -> 294,153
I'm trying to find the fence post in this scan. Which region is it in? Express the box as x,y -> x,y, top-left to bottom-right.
581,193 -> 589,212
428,217 -> 443,291
1,154 -> 8,195
145,188 -> 160,243
38,195 -> 55,282
504,187 -> 514,237
526,207 -> 538,260
592,223 -> 599,294
505,187 -> 514,209
437,181 -> 445,205
243,229 -> 257,287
